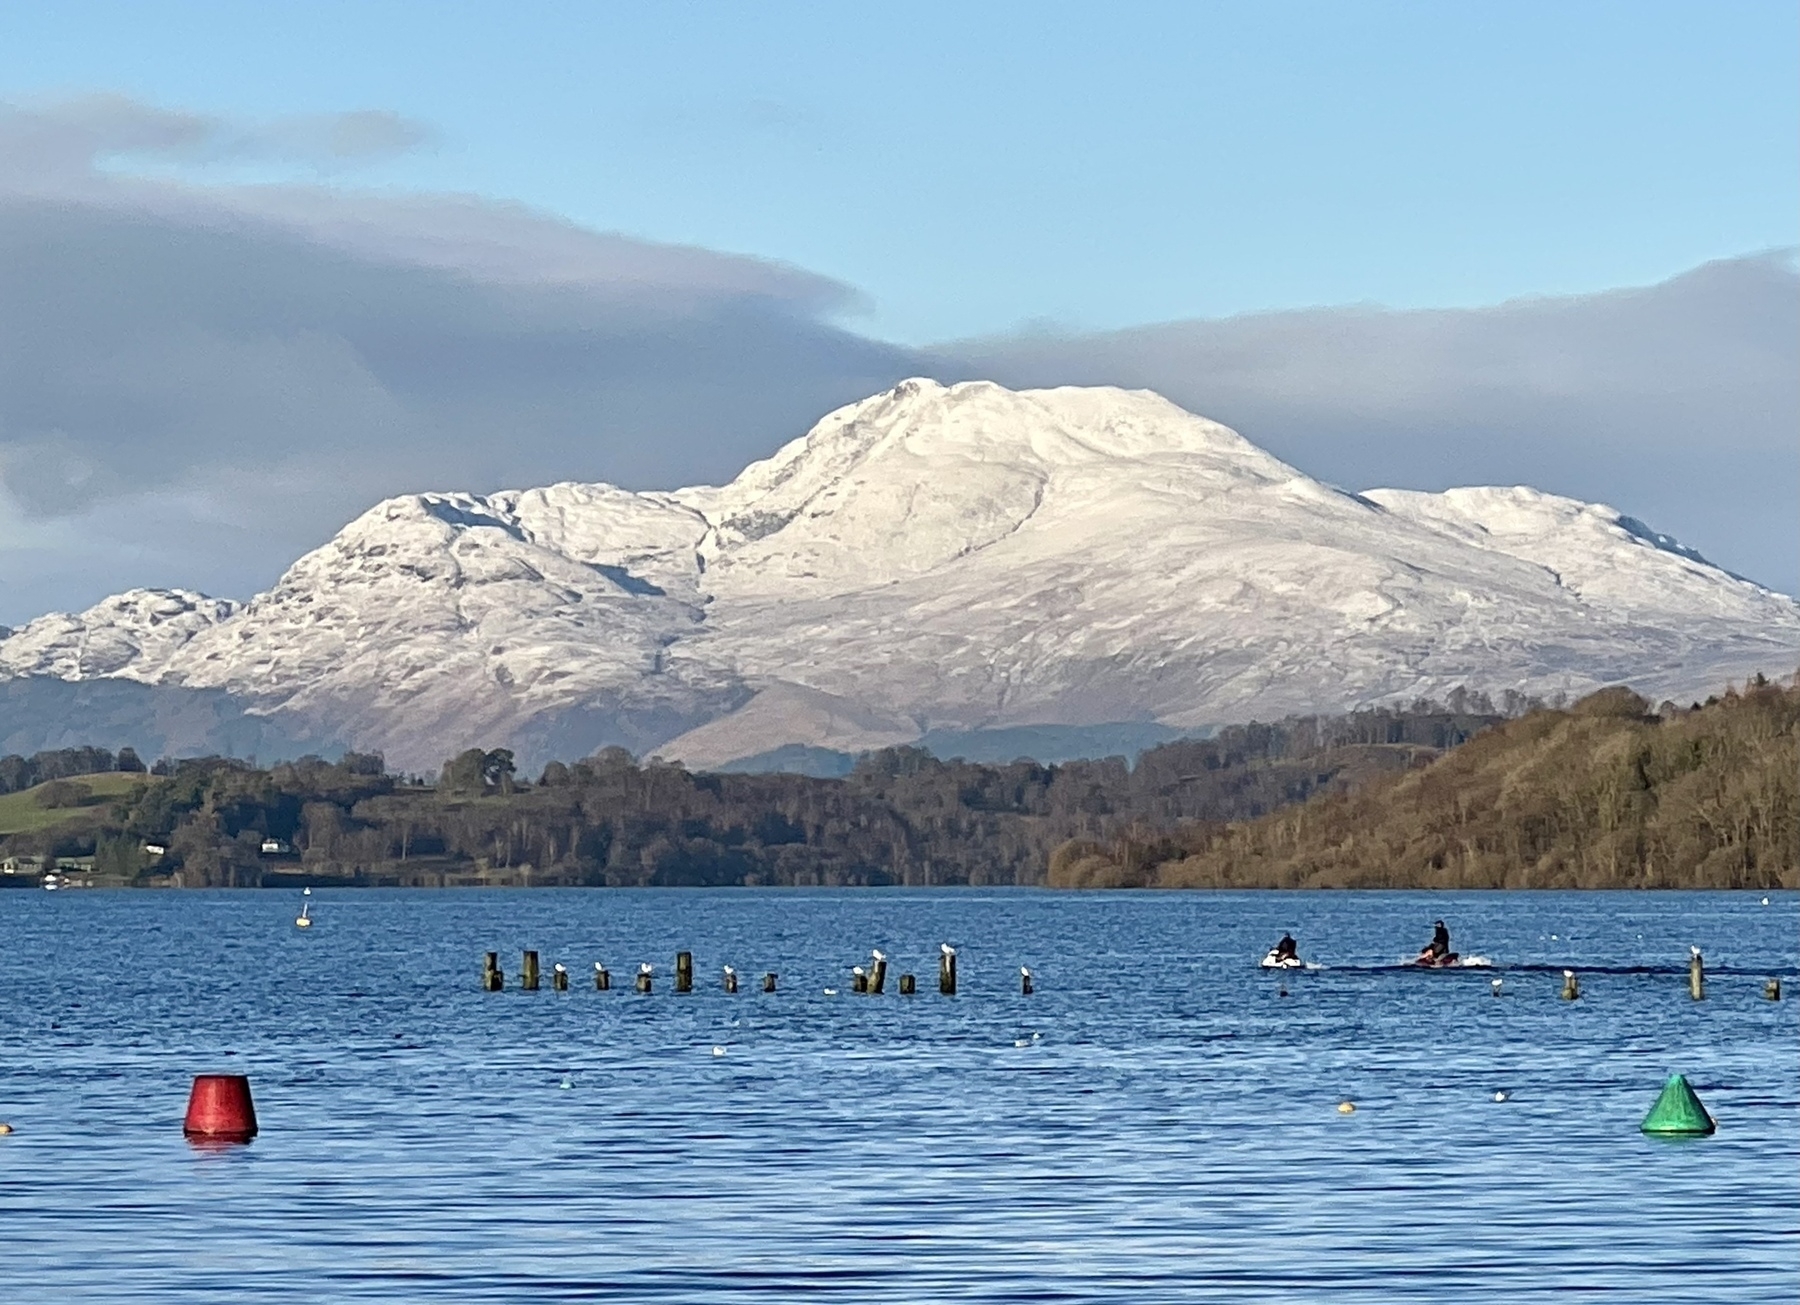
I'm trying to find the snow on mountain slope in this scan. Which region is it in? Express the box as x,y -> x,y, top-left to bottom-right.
2,380 -> 1794,770
0,589 -> 238,681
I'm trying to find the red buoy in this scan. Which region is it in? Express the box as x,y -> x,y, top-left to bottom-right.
183,1074 -> 258,1142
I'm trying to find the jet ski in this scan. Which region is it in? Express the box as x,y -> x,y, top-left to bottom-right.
1409,950 -> 1494,968
1260,948 -> 1307,969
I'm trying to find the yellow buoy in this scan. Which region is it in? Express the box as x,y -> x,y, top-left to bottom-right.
1337,1101 -> 1356,1114
0,1122 -> 14,1134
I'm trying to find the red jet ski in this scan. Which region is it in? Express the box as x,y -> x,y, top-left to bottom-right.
1412,949 -> 1461,968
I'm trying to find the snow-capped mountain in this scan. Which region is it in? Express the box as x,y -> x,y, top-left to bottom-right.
3,380 -> 1794,770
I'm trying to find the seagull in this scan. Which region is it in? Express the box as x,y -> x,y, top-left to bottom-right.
639,962 -> 654,975
553,963 -> 566,975
941,943 -> 956,957
711,1045 -> 726,1057
1493,1091 -> 1509,1103
722,965 -> 736,977
1563,968 -> 1574,979
1690,946 -> 1702,958
1020,966 -> 1032,977
871,949 -> 887,962
852,966 -> 866,977
1490,978 -> 1503,995
594,962 -> 605,971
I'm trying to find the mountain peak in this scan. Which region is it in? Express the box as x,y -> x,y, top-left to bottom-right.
3,380 -> 1793,771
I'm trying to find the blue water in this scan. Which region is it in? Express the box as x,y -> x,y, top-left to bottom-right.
0,889 -> 1794,1303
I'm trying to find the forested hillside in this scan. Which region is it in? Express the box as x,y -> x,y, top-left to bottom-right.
0,703 -> 1502,887
1050,679 -> 1797,890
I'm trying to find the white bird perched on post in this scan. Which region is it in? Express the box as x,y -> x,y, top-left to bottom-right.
871,949 -> 886,962
723,965 -> 736,977
1690,946 -> 1702,958
941,943 -> 956,957
639,962 -> 653,975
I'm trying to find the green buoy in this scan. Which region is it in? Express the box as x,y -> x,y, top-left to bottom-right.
1640,1073 -> 1716,1135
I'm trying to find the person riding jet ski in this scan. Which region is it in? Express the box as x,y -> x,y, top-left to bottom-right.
1261,932 -> 1303,968
1414,919 -> 1458,967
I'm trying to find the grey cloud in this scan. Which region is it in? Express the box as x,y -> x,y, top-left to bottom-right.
939,253 -> 1800,593
0,95 -> 432,175
0,195 -> 918,619
0,99 -> 914,621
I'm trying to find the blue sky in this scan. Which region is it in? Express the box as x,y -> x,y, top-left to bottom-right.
3,0 -> 1794,343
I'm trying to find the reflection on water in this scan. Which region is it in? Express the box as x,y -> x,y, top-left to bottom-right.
1,889 -> 1795,1303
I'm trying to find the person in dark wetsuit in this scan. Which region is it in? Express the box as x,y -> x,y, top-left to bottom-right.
1425,920 -> 1451,960
1273,933 -> 1299,962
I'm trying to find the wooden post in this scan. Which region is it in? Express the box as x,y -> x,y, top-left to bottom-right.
899,973 -> 916,995
676,951 -> 694,994
762,972 -> 778,993
851,966 -> 868,994
868,950 -> 888,995
939,944 -> 957,996
1021,966 -> 1033,996
1689,949 -> 1705,1001
723,965 -> 738,993
1764,978 -> 1782,1001
594,963 -> 611,991
1561,970 -> 1579,1001
521,950 -> 540,991
483,951 -> 503,991
552,963 -> 568,991
636,963 -> 653,993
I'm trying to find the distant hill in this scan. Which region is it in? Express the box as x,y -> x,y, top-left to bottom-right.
1050,679 -> 1797,890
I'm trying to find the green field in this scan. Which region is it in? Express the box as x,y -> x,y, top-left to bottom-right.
0,772 -> 146,836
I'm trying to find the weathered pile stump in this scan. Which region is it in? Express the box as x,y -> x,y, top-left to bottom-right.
939,944 -> 957,996
1689,949 -> 1705,1001
552,963 -> 568,991
1561,970 -> 1579,1001
898,973 -> 916,995
762,972 -> 778,993
868,951 -> 888,995
594,963 -> 611,991
676,951 -> 694,994
723,965 -> 739,993
522,950 -> 541,992
636,963 -> 653,993
483,952 -> 503,991
1765,978 -> 1782,1001
851,966 -> 868,994
1021,966 -> 1034,996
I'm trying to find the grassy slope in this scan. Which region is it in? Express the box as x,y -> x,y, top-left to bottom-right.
1052,683 -> 1798,890
0,773 -> 145,836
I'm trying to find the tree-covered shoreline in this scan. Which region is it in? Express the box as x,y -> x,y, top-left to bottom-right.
1,703 -> 1505,888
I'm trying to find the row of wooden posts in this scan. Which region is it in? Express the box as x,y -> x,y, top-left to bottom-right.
1550,950 -> 1780,1001
483,946 -> 1778,1000
481,946 -> 1034,996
